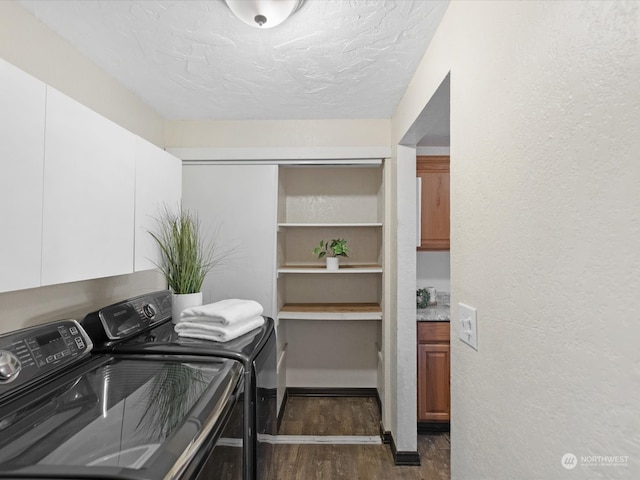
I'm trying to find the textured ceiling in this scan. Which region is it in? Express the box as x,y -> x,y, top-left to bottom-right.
18,0 -> 449,121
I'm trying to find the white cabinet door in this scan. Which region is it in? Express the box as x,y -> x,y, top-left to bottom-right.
41,87 -> 135,285
0,59 -> 46,293
182,164 -> 277,317
134,137 -> 182,272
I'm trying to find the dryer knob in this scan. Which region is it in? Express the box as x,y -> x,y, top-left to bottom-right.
0,350 -> 21,383
141,303 -> 157,320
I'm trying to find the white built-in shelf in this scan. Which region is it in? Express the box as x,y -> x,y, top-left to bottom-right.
278,222 -> 383,228
277,264 -> 383,275
279,303 -> 382,321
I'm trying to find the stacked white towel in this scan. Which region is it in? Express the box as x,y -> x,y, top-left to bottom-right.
174,298 -> 265,342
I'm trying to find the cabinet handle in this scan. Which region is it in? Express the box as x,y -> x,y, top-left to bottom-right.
416,177 -> 422,247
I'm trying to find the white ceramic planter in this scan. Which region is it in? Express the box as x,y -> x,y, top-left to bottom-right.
172,292 -> 203,323
326,257 -> 339,270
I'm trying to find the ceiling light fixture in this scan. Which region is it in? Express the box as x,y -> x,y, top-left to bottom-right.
225,0 -> 305,29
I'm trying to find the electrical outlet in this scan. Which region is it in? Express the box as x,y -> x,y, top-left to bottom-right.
458,303 -> 478,350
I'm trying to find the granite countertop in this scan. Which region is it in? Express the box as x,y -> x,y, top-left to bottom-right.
417,292 -> 450,322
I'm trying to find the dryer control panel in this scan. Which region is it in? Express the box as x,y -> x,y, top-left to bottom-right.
0,320 -> 92,395
83,290 -> 172,342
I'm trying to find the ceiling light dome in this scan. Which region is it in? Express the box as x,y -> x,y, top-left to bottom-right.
225,0 -> 304,29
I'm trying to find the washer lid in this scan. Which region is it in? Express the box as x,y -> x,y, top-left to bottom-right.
0,356 -> 243,480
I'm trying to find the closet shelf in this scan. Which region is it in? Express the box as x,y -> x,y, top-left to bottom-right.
279,303 -> 382,321
277,264 -> 383,274
278,222 -> 383,228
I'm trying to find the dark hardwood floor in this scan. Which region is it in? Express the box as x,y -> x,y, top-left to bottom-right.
278,396 -> 380,436
269,396 -> 450,480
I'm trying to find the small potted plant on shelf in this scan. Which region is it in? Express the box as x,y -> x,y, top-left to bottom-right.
313,238 -> 350,270
149,205 -> 227,322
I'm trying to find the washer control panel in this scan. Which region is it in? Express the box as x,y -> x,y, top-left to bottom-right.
0,320 -> 92,395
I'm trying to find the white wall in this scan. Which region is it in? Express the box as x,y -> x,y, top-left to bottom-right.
0,1 -> 168,333
393,1 -> 640,478
417,252 -> 450,293
392,144 -> 419,451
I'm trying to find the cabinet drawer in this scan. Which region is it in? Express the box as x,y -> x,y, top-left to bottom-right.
418,322 -> 450,343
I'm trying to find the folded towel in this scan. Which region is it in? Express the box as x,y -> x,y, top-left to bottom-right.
179,299 -> 264,325
175,316 -> 265,343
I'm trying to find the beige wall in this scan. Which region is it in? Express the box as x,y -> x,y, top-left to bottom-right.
166,119 -> 390,148
0,271 -> 166,333
0,0 -> 165,146
393,1 -> 640,477
0,1 -> 167,333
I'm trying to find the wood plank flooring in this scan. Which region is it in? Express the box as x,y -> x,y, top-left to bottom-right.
268,396 -> 450,480
279,396 -> 380,436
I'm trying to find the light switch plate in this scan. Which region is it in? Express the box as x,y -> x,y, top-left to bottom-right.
458,303 -> 478,350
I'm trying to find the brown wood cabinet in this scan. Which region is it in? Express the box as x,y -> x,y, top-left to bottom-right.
417,322 -> 450,423
417,156 -> 450,250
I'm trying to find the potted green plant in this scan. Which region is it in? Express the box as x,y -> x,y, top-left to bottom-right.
149,206 -> 224,322
313,238 -> 350,270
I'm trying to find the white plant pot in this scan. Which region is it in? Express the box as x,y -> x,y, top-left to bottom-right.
172,292 -> 203,323
326,257 -> 339,270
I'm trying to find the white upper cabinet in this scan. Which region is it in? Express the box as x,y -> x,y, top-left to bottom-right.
0,58 -> 46,293
134,137 -> 182,272
0,59 -> 180,292
41,87 -> 136,285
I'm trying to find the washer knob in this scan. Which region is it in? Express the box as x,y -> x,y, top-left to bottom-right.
0,350 -> 21,383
